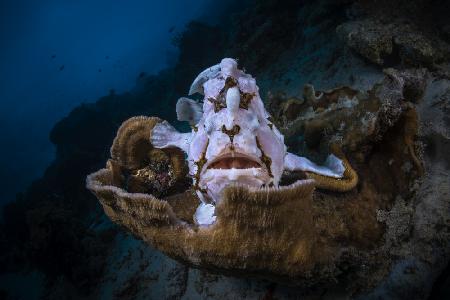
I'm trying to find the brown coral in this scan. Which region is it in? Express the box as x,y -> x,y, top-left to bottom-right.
109,116 -> 189,197
87,164 -> 319,283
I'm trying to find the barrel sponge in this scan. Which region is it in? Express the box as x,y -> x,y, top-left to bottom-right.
86,164 -> 320,283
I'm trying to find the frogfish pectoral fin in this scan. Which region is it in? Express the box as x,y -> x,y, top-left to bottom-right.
284,151 -> 358,192
150,120 -> 192,154
284,152 -> 344,177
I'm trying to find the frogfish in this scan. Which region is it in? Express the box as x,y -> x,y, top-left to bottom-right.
150,58 -> 346,225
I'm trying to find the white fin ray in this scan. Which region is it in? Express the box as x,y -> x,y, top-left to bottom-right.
150,120 -> 192,154
194,202 -> 216,226
284,152 -> 345,178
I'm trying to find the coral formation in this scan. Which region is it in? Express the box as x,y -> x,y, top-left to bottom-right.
2,0 -> 450,298
86,66 -> 429,288
337,18 -> 450,68
109,116 -> 189,197
88,167 -> 318,283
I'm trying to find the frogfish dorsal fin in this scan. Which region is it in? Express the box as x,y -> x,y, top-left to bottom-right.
189,64 -> 221,95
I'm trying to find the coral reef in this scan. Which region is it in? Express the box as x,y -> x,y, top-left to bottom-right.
86,66 -> 430,291
1,0 -> 449,298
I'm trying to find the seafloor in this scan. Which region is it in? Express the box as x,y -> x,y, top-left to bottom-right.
1,0 -> 449,299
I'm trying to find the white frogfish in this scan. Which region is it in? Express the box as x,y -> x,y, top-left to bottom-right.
151,58 -> 344,225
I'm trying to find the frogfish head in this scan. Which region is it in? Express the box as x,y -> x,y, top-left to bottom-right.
189,58 -> 287,204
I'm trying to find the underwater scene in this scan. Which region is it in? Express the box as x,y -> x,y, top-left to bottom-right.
1,0 -> 449,299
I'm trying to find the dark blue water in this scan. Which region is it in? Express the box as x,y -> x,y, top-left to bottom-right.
0,0 -> 213,205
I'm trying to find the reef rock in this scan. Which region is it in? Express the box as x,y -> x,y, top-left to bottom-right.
336,3 -> 450,68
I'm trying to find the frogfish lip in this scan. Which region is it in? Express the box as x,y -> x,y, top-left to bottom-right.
205,152 -> 263,170
200,151 -> 271,202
